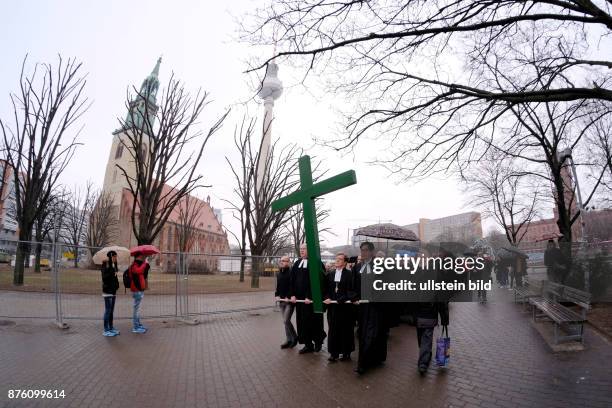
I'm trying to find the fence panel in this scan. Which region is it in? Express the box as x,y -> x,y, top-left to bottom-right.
0,240 -> 287,321
0,241 -> 57,319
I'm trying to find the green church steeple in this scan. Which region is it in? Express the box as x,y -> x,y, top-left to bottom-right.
118,57 -> 162,134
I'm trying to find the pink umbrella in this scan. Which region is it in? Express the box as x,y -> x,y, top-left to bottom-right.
130,245 -> 160,256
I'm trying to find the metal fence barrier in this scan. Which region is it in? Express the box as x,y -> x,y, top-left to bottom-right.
0,240 -> 282,327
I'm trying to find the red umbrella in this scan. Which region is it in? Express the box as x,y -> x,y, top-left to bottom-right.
130,245 -> 160,256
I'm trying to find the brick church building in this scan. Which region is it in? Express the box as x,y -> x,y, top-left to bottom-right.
100,58 -> 229,271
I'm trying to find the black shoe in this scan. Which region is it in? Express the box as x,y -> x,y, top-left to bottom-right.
354,366 -> 365,375
299,345 -> 314,354
280,342 -> 291,349
340,354 -> 351,361
314,342 -> 322,352
289,339 -> 298,348
328,355 -> 338,363
418,366 -> 427,375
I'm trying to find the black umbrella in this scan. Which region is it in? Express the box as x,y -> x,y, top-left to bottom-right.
354,223 -> 419,241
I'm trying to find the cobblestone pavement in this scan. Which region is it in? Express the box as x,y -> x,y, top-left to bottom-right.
1,291 -> 611,408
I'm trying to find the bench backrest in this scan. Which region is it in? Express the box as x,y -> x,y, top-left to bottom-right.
542,281 -> 565,301
561,286 -> 591,310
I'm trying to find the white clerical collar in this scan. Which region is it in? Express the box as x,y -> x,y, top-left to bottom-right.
299,259 -> 307,268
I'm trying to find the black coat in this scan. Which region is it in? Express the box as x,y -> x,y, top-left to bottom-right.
289,258 -> 325,300
323,268 -> 356,302
275,267 -> 291,298
325,268 -> 356,355
415,302 -> 449,327
351,260 -> 374,300
101,262 -> 120,295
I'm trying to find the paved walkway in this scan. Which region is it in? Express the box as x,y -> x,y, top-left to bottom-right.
1,292 -> 611,408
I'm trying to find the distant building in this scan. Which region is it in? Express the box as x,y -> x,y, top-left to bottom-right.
516,159 -> 598,248
0,160 -> 18,248
403,212 -> 483,243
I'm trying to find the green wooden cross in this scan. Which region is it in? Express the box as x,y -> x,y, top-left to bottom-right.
272,155 -> 357,313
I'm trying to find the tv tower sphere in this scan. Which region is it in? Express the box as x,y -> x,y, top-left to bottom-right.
258,60 -> 283,101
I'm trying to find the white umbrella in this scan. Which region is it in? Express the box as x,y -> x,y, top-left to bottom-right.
92,246 -> 130,265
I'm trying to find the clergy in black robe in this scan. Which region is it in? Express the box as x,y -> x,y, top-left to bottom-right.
323,253 -> 357,362
290,244 -> 327,354
353,242 -> 389,374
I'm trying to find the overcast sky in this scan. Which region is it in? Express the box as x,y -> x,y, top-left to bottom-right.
0,0 -> 498,247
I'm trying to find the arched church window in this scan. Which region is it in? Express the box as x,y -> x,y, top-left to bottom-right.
115,144 -> 124,159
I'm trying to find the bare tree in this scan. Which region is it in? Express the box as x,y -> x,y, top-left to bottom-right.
586,109 -> 612,204
462,152 -> 541,245
247,2 -> 611,130
489,100 -> 608,245
484,228 -> 512,251
86,189 -> 118,251
176,194 -> 207,253
285,200 -> 331,255
224,117 -> 301,286
33,187 -> 67,272
117,74 -> 228,246
0,56 -> 88,285
63,182 -> 94,267
243,3 -> 612,184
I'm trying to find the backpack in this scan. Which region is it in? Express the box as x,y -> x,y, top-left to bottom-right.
123,268 -> 131,290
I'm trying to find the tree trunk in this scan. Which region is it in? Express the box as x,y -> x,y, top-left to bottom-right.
13,242 -> 27,285
24,246 -> 31,268
239,252 -> 245,283
251,256 -> 261,288
34,242 -> 42,273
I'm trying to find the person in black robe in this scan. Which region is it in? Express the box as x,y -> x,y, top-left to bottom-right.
290,243 -> 327,354
323,253 -> 357,362
352,241 -> 389,374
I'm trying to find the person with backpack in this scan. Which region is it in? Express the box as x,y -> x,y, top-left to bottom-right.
101,250 -> 120,337
125,252 -> 150,334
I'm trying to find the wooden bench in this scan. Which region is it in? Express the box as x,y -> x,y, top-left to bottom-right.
529,281 -> 591,344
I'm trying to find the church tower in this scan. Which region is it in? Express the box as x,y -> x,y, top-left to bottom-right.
102,57 -> 161,207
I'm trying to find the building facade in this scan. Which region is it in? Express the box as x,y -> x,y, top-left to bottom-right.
403,212 -> 483,243
0,160 -> 18,248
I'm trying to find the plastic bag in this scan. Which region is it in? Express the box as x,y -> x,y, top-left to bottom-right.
435,325 -> 450,367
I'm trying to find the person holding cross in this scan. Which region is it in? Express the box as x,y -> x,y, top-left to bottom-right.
352,241 -> 390,374
323,252 -> 356,362
290,243 -> 327,354
271,155 -> 357,354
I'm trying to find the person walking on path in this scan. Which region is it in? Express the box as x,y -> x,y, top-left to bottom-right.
415,300 -> 449,375
290,243 -> 327,354
276,255 -> 298,349
323,253 -> 356,362
352,242 -> 389,375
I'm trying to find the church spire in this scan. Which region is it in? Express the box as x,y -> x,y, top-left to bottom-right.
151,56 -> 161,78
117,56 -> 163,134
139,56 -> 161,103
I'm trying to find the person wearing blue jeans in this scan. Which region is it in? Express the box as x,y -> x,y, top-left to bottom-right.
128,252 -> 150,334
132,291 -> 144,331
101,251 -> 120,337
